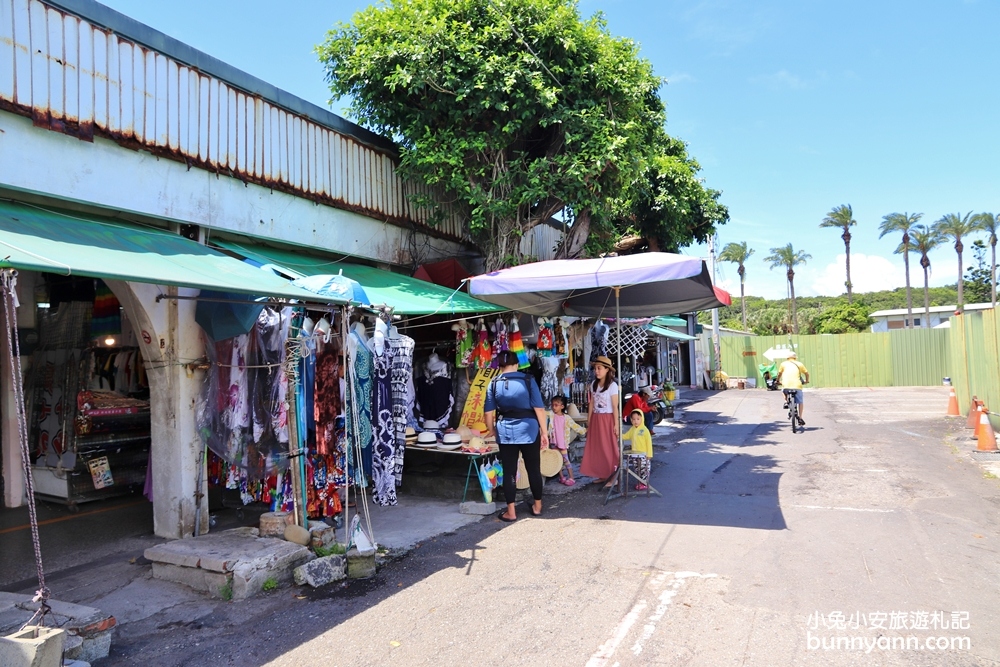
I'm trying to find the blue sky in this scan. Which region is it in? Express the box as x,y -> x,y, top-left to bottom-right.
98,0 -> 1000,300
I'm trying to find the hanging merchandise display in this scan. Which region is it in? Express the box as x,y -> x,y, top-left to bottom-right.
536,317 -> 554,357
472,318 -> 492,369
590,320 -> 609,363
553,318 -> 568,358
388,326 -> 416,487
508,316 -> 530,369
347,323 -> 374,483
415,352 -> 454,426
369,319 -> 397,506
490,317 -> 508,367
453,319 -> 474,368
539,356 -> 561,403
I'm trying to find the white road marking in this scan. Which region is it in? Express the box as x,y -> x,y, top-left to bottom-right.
790,504 -> 895,513
588,571 -> 717,665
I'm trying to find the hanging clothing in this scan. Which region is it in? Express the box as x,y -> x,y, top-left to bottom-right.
490,318 -> 508,367
416,361 -> 454,425
590,321 -> 609,363
348,328 -> 374,483
473,320 -> 492,369
539,356 -> 561,403
389,334 -> 415,487
455,321 -> 474,368
370,339 -> 398,506
314,343 -> 342,456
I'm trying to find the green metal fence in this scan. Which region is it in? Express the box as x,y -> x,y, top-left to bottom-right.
720,328 -> 951,389
948,309 -> 1000,430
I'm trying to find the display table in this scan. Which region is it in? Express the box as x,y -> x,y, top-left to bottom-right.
405,444 -> 500,502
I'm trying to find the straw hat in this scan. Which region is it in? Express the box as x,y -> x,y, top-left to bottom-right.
472,421 -> 488,434
592,355 -> 613,370
405,427 -> 417,438
566,403 -> 582,419
468,436 -> 486,451
423,419 -> 440,430
442,432 -> 463,445
539,448 -> 563,477
456,425 -> 474,442
417,431 -> 438,444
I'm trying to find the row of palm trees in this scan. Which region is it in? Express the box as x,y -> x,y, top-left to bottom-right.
718,207 -> 1000,334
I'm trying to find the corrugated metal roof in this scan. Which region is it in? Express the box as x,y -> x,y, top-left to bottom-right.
0,0 -> 470,243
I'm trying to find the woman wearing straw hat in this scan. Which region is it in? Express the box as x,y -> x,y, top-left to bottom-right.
484,350 -> 549,521
580,355 -> 620,489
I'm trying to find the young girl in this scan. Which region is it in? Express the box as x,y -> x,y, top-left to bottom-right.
623,408 -> 652,490
547,395 -> 587,486
580,355 -> 620,488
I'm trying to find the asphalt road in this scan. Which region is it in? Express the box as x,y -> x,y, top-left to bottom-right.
101,386 -> 1000,667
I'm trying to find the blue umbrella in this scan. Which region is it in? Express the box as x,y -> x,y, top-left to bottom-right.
292,272 -> 370,305
195,290 -> 266,341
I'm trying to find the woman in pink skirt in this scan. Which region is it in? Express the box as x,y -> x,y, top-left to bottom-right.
580,355 -> 620,488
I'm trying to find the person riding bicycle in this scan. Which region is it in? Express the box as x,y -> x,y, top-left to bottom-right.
778,351 -> 810,426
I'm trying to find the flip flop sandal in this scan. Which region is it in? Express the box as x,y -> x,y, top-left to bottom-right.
559,478 -> 576,486
498,511 -> 517,522
525,502 -> 542,517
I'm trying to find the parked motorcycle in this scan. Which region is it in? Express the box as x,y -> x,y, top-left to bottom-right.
758,361 -> 780,391
624,384 -> 674,425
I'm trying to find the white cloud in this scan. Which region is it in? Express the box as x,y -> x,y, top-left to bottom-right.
751,69 -> 807,90
809,254 -> 905,296
665,72 -> 696,84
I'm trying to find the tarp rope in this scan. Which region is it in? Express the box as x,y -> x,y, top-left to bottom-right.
1,270 -> 51,628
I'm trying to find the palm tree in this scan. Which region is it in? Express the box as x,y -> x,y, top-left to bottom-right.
933,211 -> 979,310
879,212 -> 923,328
820,204 -> 858,303
972,212 -> 998,307
909,225 -> 943,327
765,243 -> 811,334
719,241 -> 754,331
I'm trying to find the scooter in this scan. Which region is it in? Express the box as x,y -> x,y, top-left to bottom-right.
624,384 -> 673,424
758,362 -> 780,391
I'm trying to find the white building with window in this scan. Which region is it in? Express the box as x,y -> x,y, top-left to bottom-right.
869,303 -> 994,331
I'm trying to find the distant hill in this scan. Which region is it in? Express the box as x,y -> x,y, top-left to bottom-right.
702,285 -> 960,335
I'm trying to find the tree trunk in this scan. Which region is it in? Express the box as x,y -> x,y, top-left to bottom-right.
956,248 -> 964,310
739,265 -> 747,330
903,241 -> 913,328
555,210 -> 590,260
844,233 -> 853,304
991,237 -> 997,308
923,264 -> 931,328
789,274 -> 798,334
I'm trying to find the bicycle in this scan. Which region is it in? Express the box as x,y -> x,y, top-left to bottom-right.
783,389 -> 801,434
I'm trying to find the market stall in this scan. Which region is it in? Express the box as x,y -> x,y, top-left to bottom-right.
469,253 -> 731,502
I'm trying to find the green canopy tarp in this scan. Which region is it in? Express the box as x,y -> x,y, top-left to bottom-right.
653,316 -> 687,328
0,201 -> 334,302
214,240 -> 502,316
648,324 -> 696,341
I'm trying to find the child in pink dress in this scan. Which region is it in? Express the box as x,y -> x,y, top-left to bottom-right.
547,395 -> 587,486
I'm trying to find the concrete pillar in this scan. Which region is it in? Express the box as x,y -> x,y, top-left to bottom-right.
105,281 -> 208,539
1,271 -> 36,509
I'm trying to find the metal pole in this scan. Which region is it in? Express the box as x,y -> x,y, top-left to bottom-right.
708,235 -> 721,381
606,287 -> 625,502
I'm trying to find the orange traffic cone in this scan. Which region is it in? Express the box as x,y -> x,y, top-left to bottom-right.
946,387 -> 961,416
974,404 -> 987,439
966,397 -> 980,429
976,410 -> 998,452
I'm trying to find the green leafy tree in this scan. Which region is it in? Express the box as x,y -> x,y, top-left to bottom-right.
879,212 -> 922,328
933,211 -> 979,310
972,212 -> 999,307
317,0 -> 725,270
813,302 -> 872,334
718,241 -> 754,331
820,204 -> 858,303
963,239 -> 993,304
765,243 -> 811,334
909,224 -> 944,327
608,135 -> 728,257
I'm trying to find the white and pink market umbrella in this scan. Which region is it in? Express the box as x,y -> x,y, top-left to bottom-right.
468,252 -> 730,318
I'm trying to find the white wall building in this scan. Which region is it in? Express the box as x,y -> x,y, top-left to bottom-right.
869,303 -> 994,332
